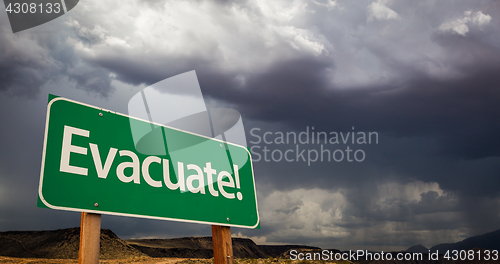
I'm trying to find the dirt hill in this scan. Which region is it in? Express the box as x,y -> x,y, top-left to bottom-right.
126,237 -> 300,258
126,237 -> 215,259
430,229 -> 500,253
0,228 -> 148,259
406,244 -> 429,254
0,228 -> 318,260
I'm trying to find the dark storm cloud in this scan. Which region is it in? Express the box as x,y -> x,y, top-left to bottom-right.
201,52 -> 500,160
340,187 -> 459,225
231,56 -> 500,198
0,29 -> 57,98
67,64 -> 114,96
0,12 -> 114,98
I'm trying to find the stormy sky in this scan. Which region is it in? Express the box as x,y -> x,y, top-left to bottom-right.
1,0 -> 500,251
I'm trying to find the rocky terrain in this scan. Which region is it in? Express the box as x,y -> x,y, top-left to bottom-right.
0,228 -> 317,261
127,237 -> 267,258
127,237 -> 321,259
1,228 -> 500,263
430,229 -> 500,253
0,228 -> 147,260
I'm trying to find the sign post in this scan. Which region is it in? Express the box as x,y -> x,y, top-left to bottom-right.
212,225 -> 233,264
78,212 -> 101,264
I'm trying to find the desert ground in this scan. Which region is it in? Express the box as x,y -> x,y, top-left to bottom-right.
0,257 -> 349,264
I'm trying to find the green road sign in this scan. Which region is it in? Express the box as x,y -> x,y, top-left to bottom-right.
38,96 -> 259,228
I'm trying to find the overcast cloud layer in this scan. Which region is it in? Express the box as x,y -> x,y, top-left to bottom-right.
1,0 -> 499,251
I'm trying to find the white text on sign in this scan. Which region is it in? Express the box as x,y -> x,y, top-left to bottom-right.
59,125 -> 243,200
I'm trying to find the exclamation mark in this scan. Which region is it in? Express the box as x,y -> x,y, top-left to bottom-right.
234,165 -> 243,200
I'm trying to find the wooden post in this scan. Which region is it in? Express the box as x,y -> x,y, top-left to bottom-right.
79,212 -> 101,264
212,225 -> 233,264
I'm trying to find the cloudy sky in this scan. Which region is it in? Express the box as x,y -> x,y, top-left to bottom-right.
1,0 -> 500,252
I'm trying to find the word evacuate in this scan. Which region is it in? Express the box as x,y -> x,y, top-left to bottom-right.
59,125 -> 243,200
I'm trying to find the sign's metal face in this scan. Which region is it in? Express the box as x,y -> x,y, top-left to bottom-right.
38,96 -> 259,228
